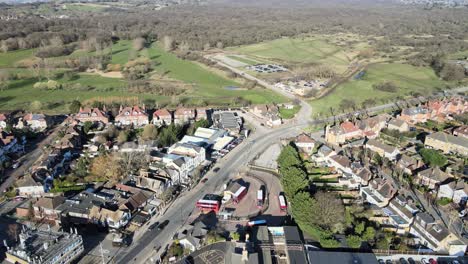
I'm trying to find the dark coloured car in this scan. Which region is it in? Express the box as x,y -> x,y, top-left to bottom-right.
213,167 -> 220,172
158,220 -> 169,230
201,178 -> 208,183
399,258 -> 408,264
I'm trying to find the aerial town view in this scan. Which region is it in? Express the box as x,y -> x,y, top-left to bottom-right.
0,0 -> 467,263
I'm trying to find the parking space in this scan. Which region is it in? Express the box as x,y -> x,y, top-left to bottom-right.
247,64 -> 287,73
224,176 -> 263,218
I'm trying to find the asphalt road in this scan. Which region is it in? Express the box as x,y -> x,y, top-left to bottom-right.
114,80 -> 468,264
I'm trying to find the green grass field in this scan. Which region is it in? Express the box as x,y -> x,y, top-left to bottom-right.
229,37 -> 351,65
0,41 -> 285,112
0,49 -> 36,68
279,106 -> 300,119
309,63 -> 450,116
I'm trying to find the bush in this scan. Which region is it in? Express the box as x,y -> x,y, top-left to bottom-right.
373,81 -> 398,93
437,197 -> 452,206
419,148 -> 448,167
33,80 -> 62,90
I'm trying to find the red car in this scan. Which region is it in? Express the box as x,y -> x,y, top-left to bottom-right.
428,259 -> 437,264
201,178 -> 208,183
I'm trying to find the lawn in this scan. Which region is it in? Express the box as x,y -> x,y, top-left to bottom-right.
279,106 -> 300,119
228,37 -> 352,73
309,63 -> 450,116
144,43 -> 285,104
0,41 -> 286,112
0,49 -> 36,68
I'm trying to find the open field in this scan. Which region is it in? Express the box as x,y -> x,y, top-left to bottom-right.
309,63 -> 452,116
0,41 -> 285,113
226,35 -> 360,74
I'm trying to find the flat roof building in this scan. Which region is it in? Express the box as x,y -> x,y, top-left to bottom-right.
6,226 -> 84,264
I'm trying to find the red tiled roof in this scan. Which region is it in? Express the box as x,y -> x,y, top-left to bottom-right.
117,106 -> 148,117
153,109 -> 172,117
340,121 -> 359,134
296,133 -> 315,143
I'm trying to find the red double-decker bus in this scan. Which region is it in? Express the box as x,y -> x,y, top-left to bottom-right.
196,198 -> 221,213
278,194 -> 287,211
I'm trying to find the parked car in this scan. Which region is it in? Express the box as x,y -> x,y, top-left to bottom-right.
399,258 -> 409,264
378,260 -> 385,264
158,220 -> 169,230
421,258 -> 429,264
408,258 -> 416,264
213,167 -> 220,172
201,178 -> 208,183
429,259 -> 437,264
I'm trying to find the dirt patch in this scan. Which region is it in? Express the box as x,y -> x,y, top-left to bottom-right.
87,69 -> 123,78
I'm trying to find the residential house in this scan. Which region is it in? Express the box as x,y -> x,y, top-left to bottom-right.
250,104 -> 279,118
398,107 -> 430,124
168,142 -> 206,168
16,175 -> 44,197
295,133 -> 315,154
437,180 -> 468,204
266,114 -> 282,127
357,114 -> 390,138
75,107 -> 109,124
453,125 -> 468,139
177,221 -> 209,252
174,108 -> 196,124
152,109 -> 173,127
57,191 -> 130,229
17,113 -> 48,131
416,167 -> 452,190
115,105 -> 149,127
360,178 -> 397,207
33,195 -> 66,225
195,108 -> 209,121
313,144 -> 336,163
425,131 -> 468,156
327,154 -> 352,174
387,118 -> 410,132
136,169 -> 171,197
426,97 -> 467,117
355,167 -> 373,186
410,212 -> 459,252
385,195 -> 418,234
89,206 -> 131,229
365,139 -> 400,160
325,121 -> 362,145
0,113 -> 7,129
396,154 -> 424,175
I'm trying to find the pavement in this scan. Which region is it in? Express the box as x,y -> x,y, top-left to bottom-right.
113,82 -> 468,264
